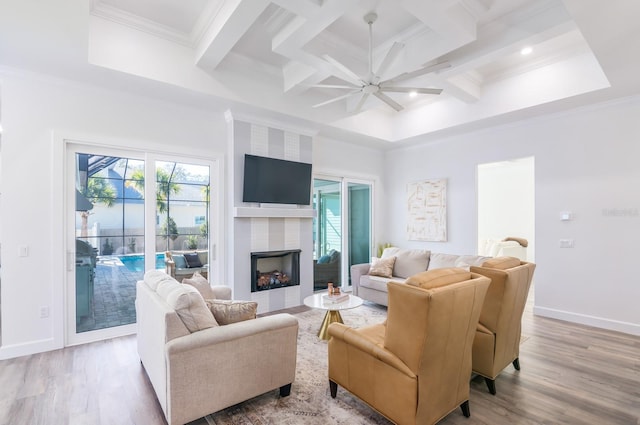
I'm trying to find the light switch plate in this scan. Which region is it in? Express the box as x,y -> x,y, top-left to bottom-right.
559,239 -> 574,248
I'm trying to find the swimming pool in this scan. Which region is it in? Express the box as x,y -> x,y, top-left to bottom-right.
119,253 -> 165,272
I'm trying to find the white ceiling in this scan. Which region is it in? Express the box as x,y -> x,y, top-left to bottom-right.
1,0 -> 639,147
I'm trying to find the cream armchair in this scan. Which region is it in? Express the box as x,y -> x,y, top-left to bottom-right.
328,268 -> 490,425
136,271 -> 299,425
470,257 -> 536,394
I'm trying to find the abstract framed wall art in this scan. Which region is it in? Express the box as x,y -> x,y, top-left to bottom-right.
407,179 -> 447,241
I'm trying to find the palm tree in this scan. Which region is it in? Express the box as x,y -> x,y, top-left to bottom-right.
126,167 -> 181,248
80,177 -> 116,237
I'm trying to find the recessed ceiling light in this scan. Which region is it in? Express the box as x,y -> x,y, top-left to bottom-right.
409,91 -> 418,98
521,46 -> 533,55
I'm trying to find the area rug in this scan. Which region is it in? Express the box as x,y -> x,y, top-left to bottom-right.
204,303 -> 392,425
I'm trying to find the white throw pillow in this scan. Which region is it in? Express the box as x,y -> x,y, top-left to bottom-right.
182,272 -> 215,299
157,279 -> 218,332
369,256 -> 396,278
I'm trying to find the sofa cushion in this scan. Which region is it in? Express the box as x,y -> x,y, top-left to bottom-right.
143,270 -> 175,291
182,272 -> 215,299
427,253 -> 461,269
482,256 -> 521,270
406,267 -> 472,289
206,300 -> 257,325
369,256 -> 396,278
428,253 -> 490,270
360,275 -> 402,292
157,278 -> 218,332
184,252 -> 203,268
391,248 -> 430,278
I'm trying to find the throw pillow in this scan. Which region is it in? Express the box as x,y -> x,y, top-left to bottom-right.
182,272 -> 215,299
329,249 -> 340,263
205,300 -> 258,325
369,256 -> 396,278
317,254 -> 331,264
144,270 -> 175,291
184,252 -> 203,268
159,281 -> 219,332
172,254 -> 187,269
503,236 -> 528,247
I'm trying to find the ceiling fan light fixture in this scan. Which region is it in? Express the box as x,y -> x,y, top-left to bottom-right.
314,12 -> 447,112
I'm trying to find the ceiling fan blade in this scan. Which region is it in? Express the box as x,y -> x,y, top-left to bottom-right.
308,84 -> 360,89
322,54 -> 364,87
380,87 -> 443,95
373,92 -> 404,112
373,42 -> 404,84
312,90 -> 361,108
382,61 -> 451,85
352,93 -> 371,114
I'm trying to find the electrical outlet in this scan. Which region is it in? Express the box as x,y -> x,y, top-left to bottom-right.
40,306 -> 50,318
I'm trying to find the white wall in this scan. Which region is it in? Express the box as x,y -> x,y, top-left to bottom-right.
0,71 -> 227,359
385,95 -> 640,336
0,71 -> 386,359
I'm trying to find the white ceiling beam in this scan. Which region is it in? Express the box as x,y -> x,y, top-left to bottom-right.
270,0 -> 321,19
195,0 -> 269,71
273,0 -> 360,93
442,73 -> 482,102
402,0 -> 480,45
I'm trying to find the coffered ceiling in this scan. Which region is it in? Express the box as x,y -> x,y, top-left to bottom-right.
1,1 -> 639,145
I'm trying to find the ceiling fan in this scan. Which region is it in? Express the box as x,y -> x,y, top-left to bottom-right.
312,12 -> 450,112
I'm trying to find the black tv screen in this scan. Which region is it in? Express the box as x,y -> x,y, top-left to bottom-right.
243,154 -> 312,205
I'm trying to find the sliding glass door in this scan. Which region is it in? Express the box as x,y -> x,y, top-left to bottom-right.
313,178 -> 342,290
66,143 -> 218,345
313,176 -> 373,291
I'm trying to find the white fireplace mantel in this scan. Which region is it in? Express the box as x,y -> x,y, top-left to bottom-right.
233,207 -> 317,218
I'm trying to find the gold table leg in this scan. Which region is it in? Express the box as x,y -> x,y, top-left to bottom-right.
318,310 -> 343,340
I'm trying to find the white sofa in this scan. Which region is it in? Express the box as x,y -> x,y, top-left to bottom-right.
351,247 -> 491,306
136,271 -> 299,425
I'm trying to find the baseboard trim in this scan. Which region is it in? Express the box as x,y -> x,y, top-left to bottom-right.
0,337 -> 61,360
534,306 -> 640,336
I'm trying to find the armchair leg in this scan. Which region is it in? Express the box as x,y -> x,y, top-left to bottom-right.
279,384 -> 292,397
484,377 -> 497,395
513,357 -> 521,370
460,400 -> 470,417
329,380 -> 338,398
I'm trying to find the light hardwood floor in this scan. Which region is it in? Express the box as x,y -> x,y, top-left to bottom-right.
1,291 -> 639,425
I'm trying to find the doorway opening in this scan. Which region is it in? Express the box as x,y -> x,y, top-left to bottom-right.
477,156 -> 535,262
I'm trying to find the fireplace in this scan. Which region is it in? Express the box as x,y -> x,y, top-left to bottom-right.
251,249 -> 301,292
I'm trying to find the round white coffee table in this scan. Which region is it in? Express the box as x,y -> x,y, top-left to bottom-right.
303,293 -> 364,340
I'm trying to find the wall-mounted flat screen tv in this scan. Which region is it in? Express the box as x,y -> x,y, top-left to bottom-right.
242,154 -> 312,205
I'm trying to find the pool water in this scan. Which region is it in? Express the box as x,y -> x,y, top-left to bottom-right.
119,253 -> 165,272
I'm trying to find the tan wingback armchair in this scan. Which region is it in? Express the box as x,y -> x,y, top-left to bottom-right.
470,257 -> 536,394
328,268 -> 491,425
